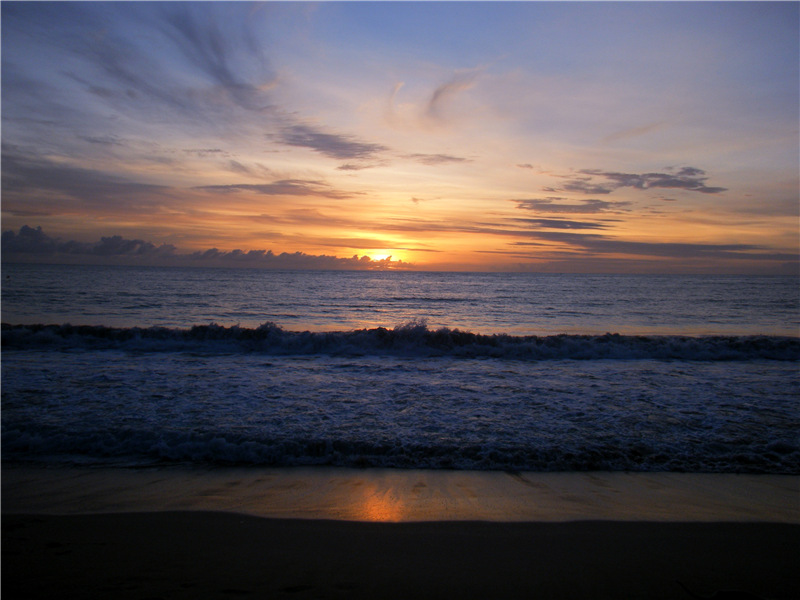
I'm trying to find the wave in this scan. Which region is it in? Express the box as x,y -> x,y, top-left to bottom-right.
3,321 -> 798,360
4,426 -> 797,473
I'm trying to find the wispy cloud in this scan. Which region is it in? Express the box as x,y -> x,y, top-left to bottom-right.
426,70 -> 480,122
579,167 -> 727,194
511,218 -> 610,230
277,124 -> 388,160
195,179 -> 354,200
551,166 -> 727,196
404,153 -> 470,166
156,4 -> 275,111
510,233 -> 793,261
1,151 -> 170,210
601,120 -> 668,144
547,178 -> 614,195
514,198 -> 632,214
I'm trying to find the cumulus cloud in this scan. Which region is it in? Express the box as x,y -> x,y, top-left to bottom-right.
277,124 -> 388,160
2,225 -> 177,257
186,248 -> 401,270
1,226 -> 407,270
514,198 -> 632,214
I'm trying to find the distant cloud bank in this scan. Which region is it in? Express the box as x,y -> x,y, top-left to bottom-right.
1,226 -> 406,270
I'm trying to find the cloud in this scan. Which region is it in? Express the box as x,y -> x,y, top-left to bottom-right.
11,2 -> 276,134
555,178 -> 614,195
511,218 -> 609,230
194,179 -> 353,200
2,225 -> 177,257
404,153 -> 470,166
570,166 -> 727,195
514,198 -> 632,214
337,163 -> 377,171
79,135 -> 124,147
1,226 -> 407,270
156,4 -> 275,111
426,70 -> 479,121
510,232 -> 793,261
69,35 -> 196,116
183,148 -> 228,157
277,124 -> 388,160
601,120 -> 667,143
1,151 -> 170,209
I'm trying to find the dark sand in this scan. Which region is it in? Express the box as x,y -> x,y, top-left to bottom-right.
3,467 -> 799,599
3,512 -> 799,599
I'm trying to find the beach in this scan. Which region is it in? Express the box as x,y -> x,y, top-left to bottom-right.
3,466 -> 799,599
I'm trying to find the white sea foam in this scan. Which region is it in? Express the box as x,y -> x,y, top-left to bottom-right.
3,266 -> 798,473
3,322 -> 799,360
2,348 -> 798,473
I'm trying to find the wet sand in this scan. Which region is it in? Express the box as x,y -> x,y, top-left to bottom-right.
3,466 -> 799,599
3,465 -> 798,522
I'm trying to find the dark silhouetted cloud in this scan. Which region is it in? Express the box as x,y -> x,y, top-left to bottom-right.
277,124 -> 388,160
2,226 -> 406,270
514,198 -> 632,213
2,225 -> 177,257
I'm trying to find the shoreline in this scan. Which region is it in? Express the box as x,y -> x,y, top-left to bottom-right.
3,464 -> 798,522
4,466 -> 799,599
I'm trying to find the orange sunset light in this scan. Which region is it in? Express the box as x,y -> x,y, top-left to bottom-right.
1,2 -> 796,274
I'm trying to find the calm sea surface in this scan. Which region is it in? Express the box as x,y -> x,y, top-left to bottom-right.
2,263 -> 798,335
2,263 -> 798,473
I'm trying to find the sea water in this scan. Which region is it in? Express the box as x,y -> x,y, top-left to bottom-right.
2,264 -> 798,473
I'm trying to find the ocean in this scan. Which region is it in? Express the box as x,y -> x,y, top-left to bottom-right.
2,263 -> 798,473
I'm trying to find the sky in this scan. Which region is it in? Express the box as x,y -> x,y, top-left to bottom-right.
2,1 -> 798,273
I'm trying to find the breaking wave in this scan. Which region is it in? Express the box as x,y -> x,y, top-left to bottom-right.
3,321 -> 798,361
4,426 -> 798,473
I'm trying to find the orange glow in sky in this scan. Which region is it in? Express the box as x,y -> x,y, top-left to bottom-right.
1,2 -> 797,274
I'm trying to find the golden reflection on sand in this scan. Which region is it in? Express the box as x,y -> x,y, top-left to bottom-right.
356,485 -> 406,522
